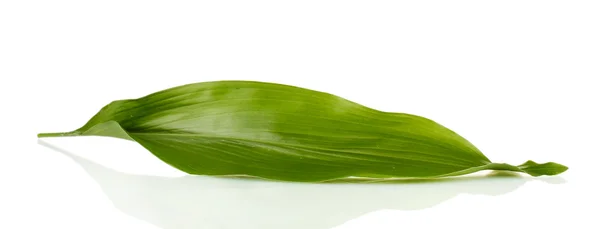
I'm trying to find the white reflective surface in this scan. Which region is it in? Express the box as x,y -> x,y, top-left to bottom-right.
36,140 -> 569,229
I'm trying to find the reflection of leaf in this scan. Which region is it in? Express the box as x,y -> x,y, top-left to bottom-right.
40,141 -> 565,229
38,81 -> 566,181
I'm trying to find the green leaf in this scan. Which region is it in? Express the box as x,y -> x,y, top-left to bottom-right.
38,81 -> 568,182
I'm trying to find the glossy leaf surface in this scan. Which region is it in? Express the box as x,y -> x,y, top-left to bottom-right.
38,81 -> 567,181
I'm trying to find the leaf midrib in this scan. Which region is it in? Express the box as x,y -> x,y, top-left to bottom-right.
129,131 -> 486,168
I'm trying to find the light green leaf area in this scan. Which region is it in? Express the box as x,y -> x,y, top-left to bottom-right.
38,81 -> 567,182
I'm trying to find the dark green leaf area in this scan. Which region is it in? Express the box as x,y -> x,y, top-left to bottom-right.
130,133 -> 483,181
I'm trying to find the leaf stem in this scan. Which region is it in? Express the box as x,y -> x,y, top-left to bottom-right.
37,131 -> 81,138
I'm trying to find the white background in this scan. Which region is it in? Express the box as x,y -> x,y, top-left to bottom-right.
1,1 -> 599,228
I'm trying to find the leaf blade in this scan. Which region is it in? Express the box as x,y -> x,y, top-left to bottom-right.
38,80 -> 567,181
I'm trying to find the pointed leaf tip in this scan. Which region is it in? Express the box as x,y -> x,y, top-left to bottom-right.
37,131 -> 81,138
518,160 -> 568,177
